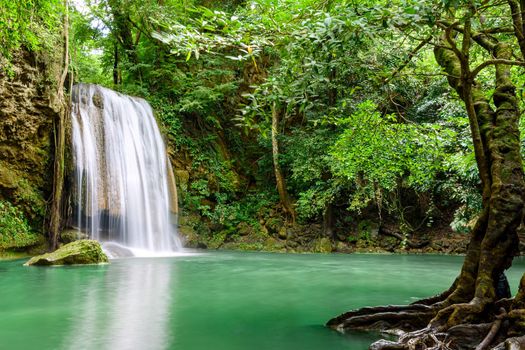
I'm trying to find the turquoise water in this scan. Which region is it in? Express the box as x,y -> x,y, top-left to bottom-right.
1,252 -> 524,350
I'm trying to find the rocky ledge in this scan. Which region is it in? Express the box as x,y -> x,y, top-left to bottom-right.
24,240 -> 108,266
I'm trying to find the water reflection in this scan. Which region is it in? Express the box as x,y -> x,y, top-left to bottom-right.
63,261 -> 173,350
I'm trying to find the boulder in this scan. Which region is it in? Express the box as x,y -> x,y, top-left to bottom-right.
24,240 -> 108,266
60,229 -> 89,243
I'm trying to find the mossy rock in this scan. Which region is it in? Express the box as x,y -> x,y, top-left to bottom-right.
313,237 -> 333,253
237,222 -> 254,236
24,240 -> 108,266
60,229 -> 89,244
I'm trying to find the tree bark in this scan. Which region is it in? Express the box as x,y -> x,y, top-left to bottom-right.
108,0 -> 141,82
49,0 -> 69,249
271,102 -> 296,222
323,203 -> 334,238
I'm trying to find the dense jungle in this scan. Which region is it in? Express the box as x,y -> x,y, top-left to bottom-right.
2,0 -> 525,349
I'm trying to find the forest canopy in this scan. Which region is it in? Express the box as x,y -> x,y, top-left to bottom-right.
4,0 -> 522,242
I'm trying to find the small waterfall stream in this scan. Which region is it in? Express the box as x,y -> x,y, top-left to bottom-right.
70,84 -> 181,255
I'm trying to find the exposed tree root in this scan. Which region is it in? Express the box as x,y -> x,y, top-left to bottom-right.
379,227 -> 430,249
492,336 -> 525,350
430,297 -> 489,330
328,4 -> 525,350
327,304 -> 436,332
327,302 -> 525,350
475,308 -> 505,350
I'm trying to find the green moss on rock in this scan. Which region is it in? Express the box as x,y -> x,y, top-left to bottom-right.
313,237 -> 333,253
24,240 -> 108,266
60,229 -> 89,244
0,200 -> 41,250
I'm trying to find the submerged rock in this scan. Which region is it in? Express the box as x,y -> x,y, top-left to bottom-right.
24,240 -> 108,266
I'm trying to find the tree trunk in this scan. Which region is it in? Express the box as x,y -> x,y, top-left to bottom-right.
49,0 -> 69,249
113,43 -> 120,85
327,15 -> 525,350
108,0 -> 141,83
323,203 -> 334,238
271,102 -> 296,223
427,38 -> 525,329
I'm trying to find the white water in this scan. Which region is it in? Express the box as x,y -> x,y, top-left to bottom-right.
71,84 -> 182,255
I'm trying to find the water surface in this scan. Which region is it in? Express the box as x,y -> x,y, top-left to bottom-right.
1,252 -> 524,350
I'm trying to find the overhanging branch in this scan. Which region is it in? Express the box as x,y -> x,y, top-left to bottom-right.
472,58 -> 525,78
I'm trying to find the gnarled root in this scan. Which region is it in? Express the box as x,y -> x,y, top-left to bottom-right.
327,304 -> 436,332
491,335 -> 525,350
430,297 -> 489,330
328,299 -> 525,350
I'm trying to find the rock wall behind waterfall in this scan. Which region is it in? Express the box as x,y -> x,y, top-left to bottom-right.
0,50 -> 64,237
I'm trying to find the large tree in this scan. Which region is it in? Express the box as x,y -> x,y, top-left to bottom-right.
328,1 -> 525,349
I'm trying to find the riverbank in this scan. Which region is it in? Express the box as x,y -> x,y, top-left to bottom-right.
179,212 -> 471,255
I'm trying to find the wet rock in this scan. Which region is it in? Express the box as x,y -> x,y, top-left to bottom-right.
92,91 -> 104,109
0,51 -> 61,224
24,240 -> 108,266
60,229 -> 89,243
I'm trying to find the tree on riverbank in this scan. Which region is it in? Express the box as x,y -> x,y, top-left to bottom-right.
328,1 -> 525,348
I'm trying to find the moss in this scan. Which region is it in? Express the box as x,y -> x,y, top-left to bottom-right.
0,250 -> 30,260
0,200 -> 42,250
222,242 -> 265,251
24,240 -> 109,266
313,237 -> 332,253
60,229 -> 88,244
207,230 -> 228,249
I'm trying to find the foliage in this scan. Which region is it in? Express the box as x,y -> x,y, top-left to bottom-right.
331,101 -> 446,203
57,0 -> 505,243
0,0 -> 62,65
0,201 -> 40,250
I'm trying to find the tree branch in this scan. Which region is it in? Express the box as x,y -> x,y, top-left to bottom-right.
438,21 -> 465,62
438,20 -> 498,51
384,35 -> 432,83
472,59 -> 525,78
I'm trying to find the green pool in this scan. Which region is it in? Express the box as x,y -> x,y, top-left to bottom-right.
1,251 -> 523,350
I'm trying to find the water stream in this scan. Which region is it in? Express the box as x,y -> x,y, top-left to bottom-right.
70,84 -> 181,255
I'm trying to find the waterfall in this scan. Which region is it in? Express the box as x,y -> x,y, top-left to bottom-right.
70,84 -> 181,254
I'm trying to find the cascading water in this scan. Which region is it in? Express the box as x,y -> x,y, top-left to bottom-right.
70,84 -> 182,255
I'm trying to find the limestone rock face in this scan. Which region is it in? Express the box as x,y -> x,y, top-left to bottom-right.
24,240 -> 109,266
0,51 -> 63,224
